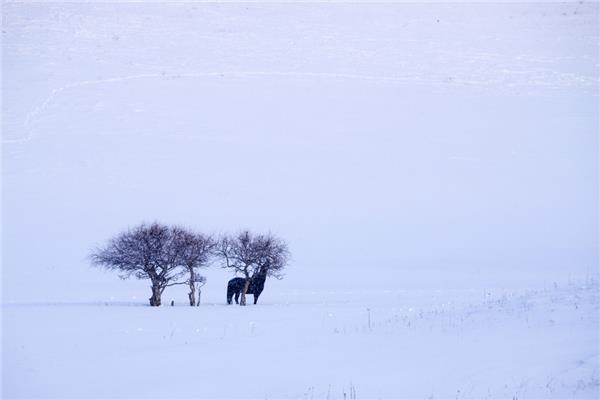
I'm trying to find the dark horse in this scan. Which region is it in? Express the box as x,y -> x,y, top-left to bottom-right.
227,270 -> 267,305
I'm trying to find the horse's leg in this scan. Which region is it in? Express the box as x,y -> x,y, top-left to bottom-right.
234,291 -> 240,304
253,293 -> 260,304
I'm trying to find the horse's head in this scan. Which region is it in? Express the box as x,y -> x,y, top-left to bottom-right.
253,266 -> 268,284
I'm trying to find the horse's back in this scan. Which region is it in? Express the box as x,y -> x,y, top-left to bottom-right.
228,277 -> 246,291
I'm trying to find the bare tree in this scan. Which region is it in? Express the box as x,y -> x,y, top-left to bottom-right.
217,230 -> 290,306
171,227 -> 215,306
90,222 -> 207,306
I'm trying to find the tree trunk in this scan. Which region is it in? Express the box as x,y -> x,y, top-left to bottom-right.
188,283 -> 196,306
149,284 -> 162,307
188,269 -> 197,306
240,277 -> 251,306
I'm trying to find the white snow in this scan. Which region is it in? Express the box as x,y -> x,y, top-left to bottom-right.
3,281 -> 599,399
2,1 -> 598,398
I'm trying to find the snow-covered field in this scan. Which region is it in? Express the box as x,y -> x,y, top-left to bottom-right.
4,280 -> 599,399
2,1 -> 598,399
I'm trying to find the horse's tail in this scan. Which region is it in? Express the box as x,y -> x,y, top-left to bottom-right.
226,281 -> 235,304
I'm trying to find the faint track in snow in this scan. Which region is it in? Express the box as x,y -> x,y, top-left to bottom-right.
5,71 -> 424,145
0,70 -> 506,145
5,69 -> 597,145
